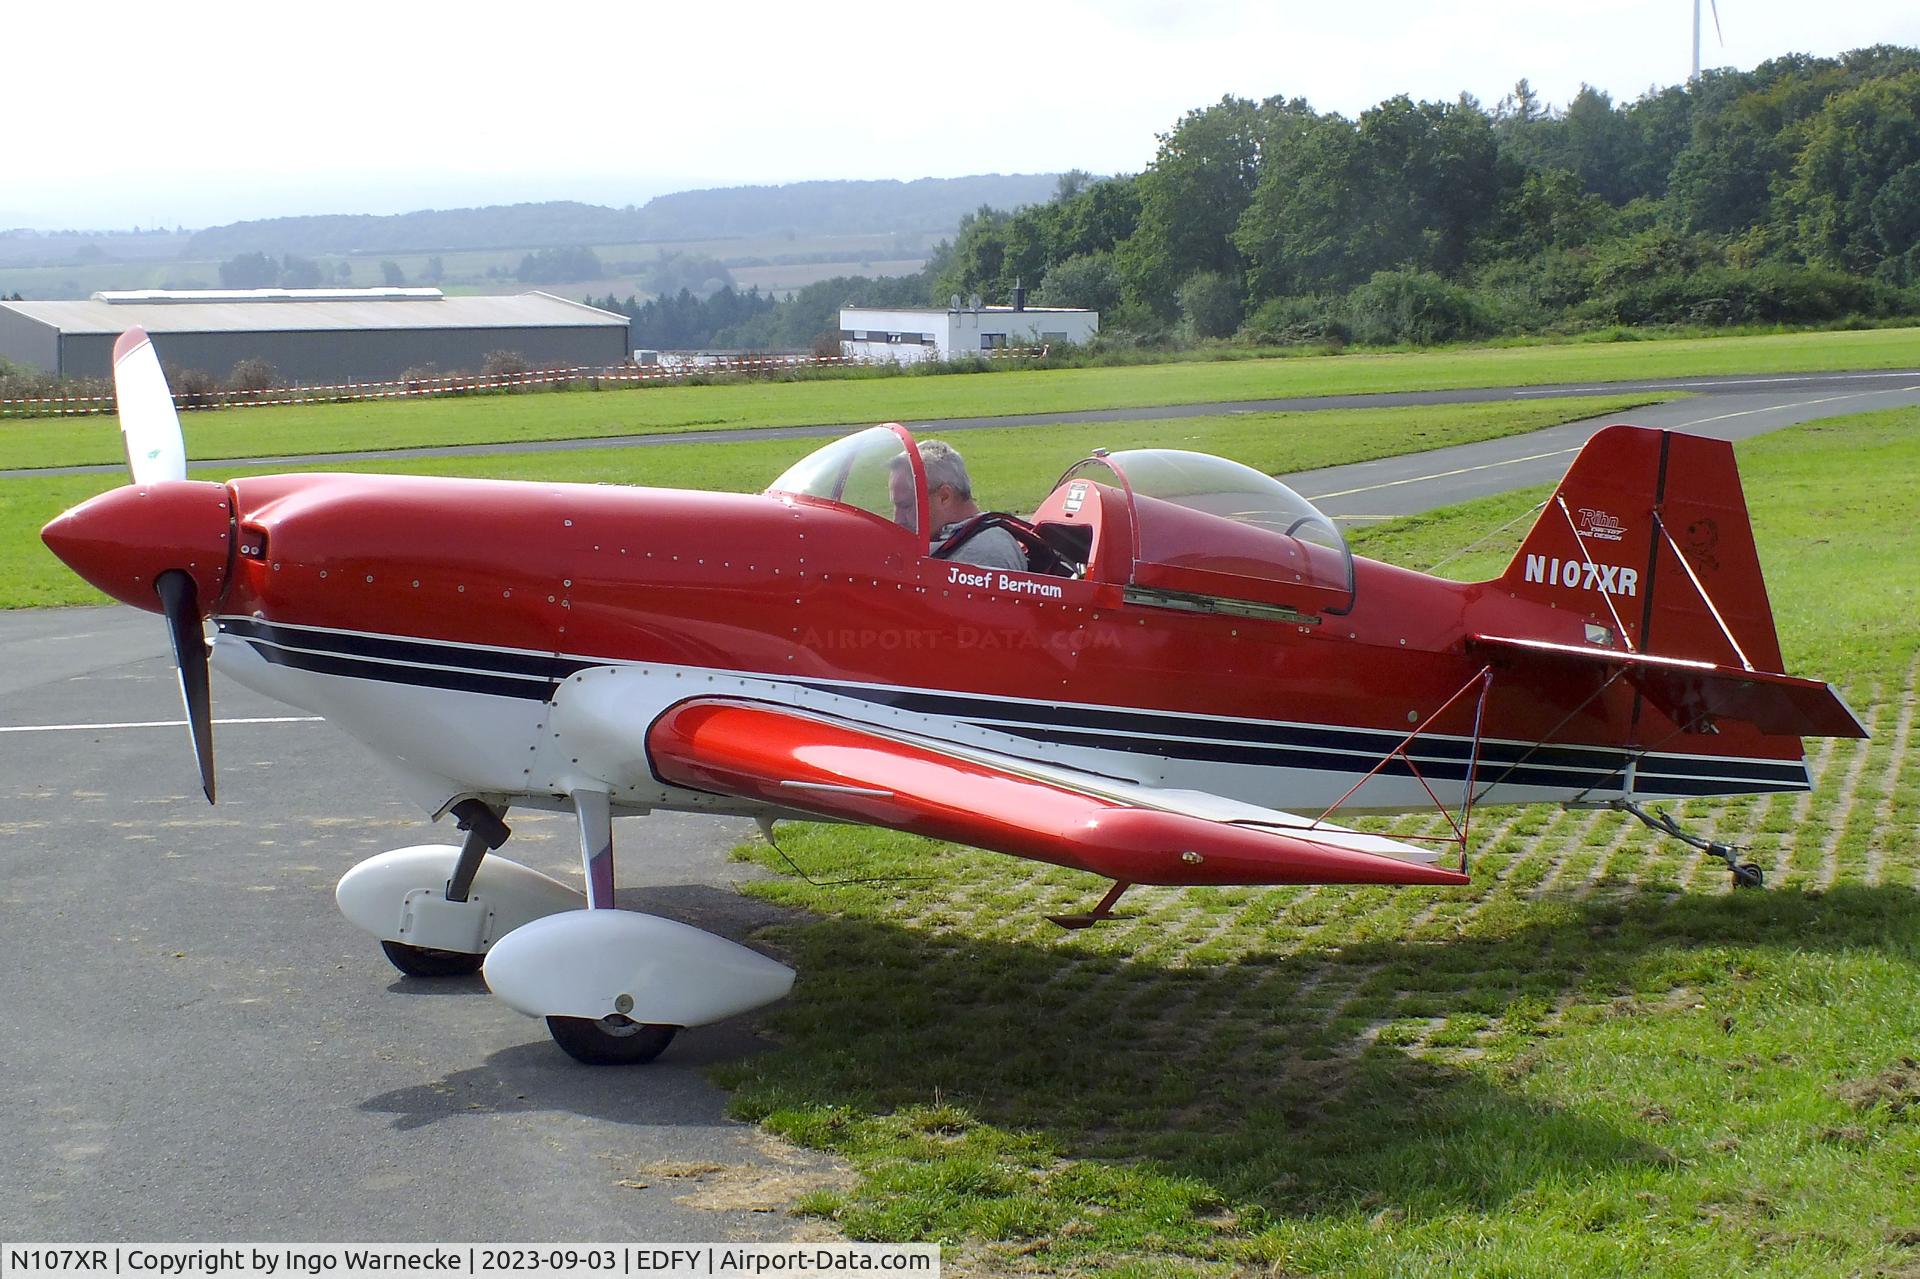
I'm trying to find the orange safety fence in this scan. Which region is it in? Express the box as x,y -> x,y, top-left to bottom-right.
0,347 -> 1051,420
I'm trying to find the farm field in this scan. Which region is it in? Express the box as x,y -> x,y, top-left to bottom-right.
4,324 -> 1916,471
0,229 -> 932,301
0,394 -> 1651,609
729,257 -> 929,296
718,407 -> 1920,1276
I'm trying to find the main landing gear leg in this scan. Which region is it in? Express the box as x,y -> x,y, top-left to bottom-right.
1610,799 -> 1766,889
540,790 -> 678,1065
379,799 -> 513,977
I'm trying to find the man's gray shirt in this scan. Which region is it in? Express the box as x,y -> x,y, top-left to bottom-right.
932,521 -> 1027,571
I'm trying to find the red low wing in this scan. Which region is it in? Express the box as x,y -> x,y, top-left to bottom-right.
1469,633 -> 1867,739
646,699 -> 1468,887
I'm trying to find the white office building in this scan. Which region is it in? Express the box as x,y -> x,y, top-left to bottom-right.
840,289 -> 1097,365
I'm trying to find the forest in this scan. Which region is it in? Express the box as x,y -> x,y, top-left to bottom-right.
655,46 -> 1920,352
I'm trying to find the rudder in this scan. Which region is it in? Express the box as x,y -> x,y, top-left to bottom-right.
1496,424 -> 1786,671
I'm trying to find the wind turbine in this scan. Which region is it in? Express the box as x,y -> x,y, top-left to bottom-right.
1692,0 -> 1724,82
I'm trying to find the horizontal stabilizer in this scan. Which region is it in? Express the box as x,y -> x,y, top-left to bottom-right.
646,699 -> 1469,887
1469,634 -> 1866,739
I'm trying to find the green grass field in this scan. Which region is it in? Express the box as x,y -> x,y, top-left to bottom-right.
0,394 -> 1653,610
3,324 -> 1913,470
711,406 -> 1919,1276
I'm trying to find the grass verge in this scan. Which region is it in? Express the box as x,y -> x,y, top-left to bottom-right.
1,323 -> 1911,470
714,406 -> 1920,1276
2,394 -> 1652,610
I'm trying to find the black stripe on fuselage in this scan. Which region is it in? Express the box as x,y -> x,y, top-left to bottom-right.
984,724 -> 1795,796
218,617 -> 578,701
792,680 -> 1811,791
213,618 -> 1810,794
221,616 -> 595,683
240,639 -> 555,700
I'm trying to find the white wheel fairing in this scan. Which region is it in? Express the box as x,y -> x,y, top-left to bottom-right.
336,845 -> 583,952
483,910 -> 795,1027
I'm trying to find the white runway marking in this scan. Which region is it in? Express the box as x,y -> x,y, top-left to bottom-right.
1662,386 -> 1920,430
0,715 -> 323,734
1304,386 -> 1920,503
1513,371 -> 1920,395
1305,446 -> 1581,501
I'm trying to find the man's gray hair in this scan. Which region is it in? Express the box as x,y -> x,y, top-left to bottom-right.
916,439 -> 973,498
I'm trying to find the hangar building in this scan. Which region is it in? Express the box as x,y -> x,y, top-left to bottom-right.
0,288 -> 630,382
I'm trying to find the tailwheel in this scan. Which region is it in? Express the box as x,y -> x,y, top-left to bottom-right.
545,1014 -> 678,1065
381,939 -> 485,978
1611,801 -> 1769,892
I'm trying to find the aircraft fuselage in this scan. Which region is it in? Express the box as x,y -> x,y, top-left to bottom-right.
202,472 -> 1809,821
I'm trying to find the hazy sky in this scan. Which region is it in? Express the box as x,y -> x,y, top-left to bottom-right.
8,0 -> 1918,229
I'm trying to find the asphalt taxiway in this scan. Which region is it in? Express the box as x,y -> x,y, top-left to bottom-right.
0,613 -> 825,1239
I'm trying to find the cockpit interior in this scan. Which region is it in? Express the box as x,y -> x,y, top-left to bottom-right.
768,424 -> 1357,617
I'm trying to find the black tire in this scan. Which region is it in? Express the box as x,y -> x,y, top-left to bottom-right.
1732,862 -> 1766,890
381,939 -> 485,977
545,1015 -> 678,1065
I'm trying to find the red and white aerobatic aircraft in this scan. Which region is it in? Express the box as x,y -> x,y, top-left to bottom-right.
41,328 -> 1866,1064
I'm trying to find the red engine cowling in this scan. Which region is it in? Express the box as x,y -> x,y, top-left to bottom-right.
41,480 -> 233,613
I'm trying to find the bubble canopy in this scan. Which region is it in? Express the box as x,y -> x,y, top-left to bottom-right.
767,433 -> 1354,613
767,424 -> 925,535
1056,449 -> 1355,613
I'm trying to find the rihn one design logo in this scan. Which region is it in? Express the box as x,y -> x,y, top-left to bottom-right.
1576,508 -> 1626,541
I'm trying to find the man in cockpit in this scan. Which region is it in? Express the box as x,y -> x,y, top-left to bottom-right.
889,439 -> 1027,571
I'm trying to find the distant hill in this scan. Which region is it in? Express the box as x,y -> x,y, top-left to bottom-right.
0,228 -> 195,268
185,175 -> 1067,258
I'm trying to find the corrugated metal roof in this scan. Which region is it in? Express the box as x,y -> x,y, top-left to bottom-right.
93,287 -> 447,304
841,305 -> 1094,315
1,291 -> 626,335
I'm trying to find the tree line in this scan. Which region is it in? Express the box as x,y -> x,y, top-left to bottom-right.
922,46 -> 1920,346
586,285 -> 779,351
585,271 -> 933,352
215,251 -> 446,289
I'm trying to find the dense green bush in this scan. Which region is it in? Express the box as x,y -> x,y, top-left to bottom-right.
1344,271 -> 1492,345
480,350 -> 531,378
1036,252 -> 1124,314
225,358 -> 280,392
1176,271 -> 1246,340
0,360 -> 110,405
1577,261 -> 1916,326
1242,295 -> 1349,345
164,365 -> 220,409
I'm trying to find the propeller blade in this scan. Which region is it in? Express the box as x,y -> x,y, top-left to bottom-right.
1709,0 -> 1723,45
154,570 -> 215,804
112,327 -> 187,485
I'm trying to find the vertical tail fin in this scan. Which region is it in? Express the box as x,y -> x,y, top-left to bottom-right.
1496,424 -> 1786,671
